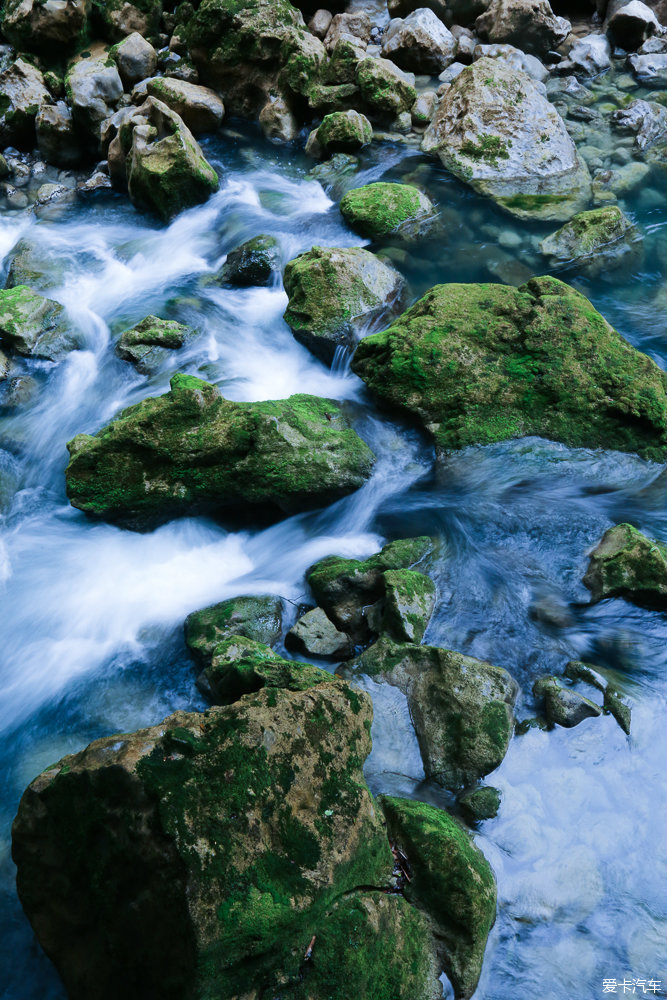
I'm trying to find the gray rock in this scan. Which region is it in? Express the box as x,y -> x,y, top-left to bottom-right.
285,606 -> 353,659
66,49 -> 124,142
533,675 -> 603,728
259,93 -> 299,141
112,31 -> 158,88
215,234 -> 281,287
556,33 -> 612,75
382,568 -> 436,642
316,109 -> 373,153
629,51 -> 667,84
356,56 -> 417,116
145,78 -> 225,135
475,0 -> 570,57
36,101 -> 82,168
1,0 -> 90,53
116,315 -> 191,373
438,60 -> 468,85
0,58 -> 49,148
324,10 -> 371,49
607,0 -> 659,50
308,8 -> 333,39
382,9 -> 458,74
185,594 -> 284,665
423,58 -> 592,221
539,205 -> 642,276
610,98 -> 667,150
412,89 -> 438,125
472,42 -> 549,82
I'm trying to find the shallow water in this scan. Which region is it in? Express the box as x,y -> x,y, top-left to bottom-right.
0,118 -> 666,999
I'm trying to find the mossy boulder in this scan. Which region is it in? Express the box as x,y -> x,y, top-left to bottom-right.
116,315 -> 192,374
346,637 -> 518,789
65,373 -> 375,530
283,246 -> 406,365
356,56 -> 417,116
539,206 -> 642,276
0,286 -> 81,361
380,795 -> 497,999
382,568 -> 436,643
340,182 -> 437,243
1,0 -> 90,53
145,78 -> 225,135
285,606 -> 353,659
186,594 -> 283,665
458,786 -> 501,823
583,522 -> 667,607
316,109 -> 372,154
307,536 -> 434,641
351,275 -> 667,460
532,675 -> 602,728
12,682 -> 443,1000
196,634 -> 329,702
215,234 -> 281,287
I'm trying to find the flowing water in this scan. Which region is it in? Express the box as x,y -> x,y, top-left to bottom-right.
0,117 -> 666,999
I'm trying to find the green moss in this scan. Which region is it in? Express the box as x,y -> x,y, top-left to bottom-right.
317,110 -> 372,153
185,595 -> 283,664
583,522 -> 667,607
497,193 -> 567,211
458,785 -> 501,822
356,56 -> 416,116
382,568 -> 436,643
460,133 -> 510,166
340,182 -> 435,242
199,635 -> 331,704
540,206 -> 637,264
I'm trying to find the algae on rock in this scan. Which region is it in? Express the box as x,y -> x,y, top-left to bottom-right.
340,181 -> 437,242
540,205 -> 642,276
196,634 -> 329,702
186,594 -> 283,664
583,522 -> 667,607
0,285 -> 82,361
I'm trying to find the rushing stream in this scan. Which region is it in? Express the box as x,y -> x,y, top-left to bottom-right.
0,120 -> 666,999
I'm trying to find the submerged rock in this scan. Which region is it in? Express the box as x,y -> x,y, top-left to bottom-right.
351,276 -> 667,460
283,245 -> 406,364
307,536 -> 434,641
381,795 -> 497,1000
285,606 -> 353,659
348,637 -> 518,788
533,675 -> 603,728
340,182 -> 437,242
423,58 -> 591,221
185,594 -> 284,664
0,286 -> 81,361
215,234 -> 281,287
583,522 -> 667,607
539,206 -> 642,276
65,373 -> 376,529
12,682 -> 442,1000
116,315 -> 192,373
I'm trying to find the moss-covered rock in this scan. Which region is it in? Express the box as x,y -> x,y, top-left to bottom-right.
316,109 -> 372,153
116,315 -> 192,374
382,568 -> 436,643
351,276 -> 667,460
340,181 -> 437,242
347,637 -> 518,789
583,522 -> 667,607
12,682 -> 442,1000
65,373 -> 376,529
381,795 -> 496,999
356,56 -> 417,116
186,594 -> 283,664
145,78 -> 225,135
196,634 -> 329,702
458,786 -> 501,822
285,606 -> 353,659
532,675 -> 602,728
307,536 -> 434,641
0,285 -> 82,361
283,245 -> 406,364
539,206 -> 642,276
6,237 -> 64,291
215,234 -> 281,287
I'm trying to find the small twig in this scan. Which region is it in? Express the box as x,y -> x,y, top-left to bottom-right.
304,935 -> 316,961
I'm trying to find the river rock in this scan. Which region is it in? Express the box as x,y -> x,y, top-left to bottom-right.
111,31 -> 158,88
423,59 -> 591,221
0,286 -> 81,361
316,109 -> 372,153
12,681 -> 442,1000
196,634 -> 329,701
35,102 -> 82,168
66,49 -> 124,142
629,51 -> 667,84
382,568 -> 436,642
115,315 -> 191,373
340,182 -> 438,242
349,637 -> 519,788
65,373 -> 376,529
351,275 -> 667,459
583,522 -> 667,607
472,42 -> 549,83
145,77 -> 225,134
308,8 -> 333,38
307,537 -> 434,641
382,9 -> 458,74
185,595 -> 284,664
458,785 -> 501,822
356,56 -> 417,116
283,246 -> 405,364
610,98 -> 667,151
5,238 -> 63,290
533,675 -> 603,727
124,98 -> 219,220
381,795 -> 497,1000
97,0 -> 163,41
475,0 -> 570,56
557,32 -> 612,75
324,10 -> 371,49
258,93 -> 299,141
539,205 -> 641,275
285,606 -> 353,659
215,234 -> 281,286
0,58 -> 50,149
1,0 -> 89,53
606,0 -> 659,49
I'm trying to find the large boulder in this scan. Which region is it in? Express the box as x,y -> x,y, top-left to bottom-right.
382,9 -> 458,74
539,206 -> 642,276
606,0 -> 659,50
423,58 -> 591,221
0,58 -> 50,149
95,0 -> 163,41
0,286 -> 81,361
115,315 -> 192,373
111,31 -> 158,88
12,682 -> 442,1000
65,49 -> 124,142
348,637 -> 518,788
36,101 -> 82,167
65,373 -> 376,529
583,522 -> 667,607
475,0 -> 570,57
351,276 -> 667,460
315,109 -> 372,153
145,78 -> 225,135
1,0 -> 90,53
340,182 -> 437,242
185,594 -> 284,665
380,796 -> 497,1000
356,56 -> 417,117
283,246 -> 406,364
